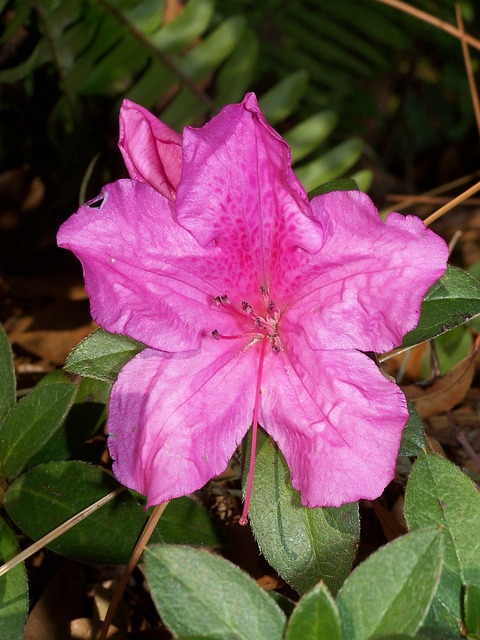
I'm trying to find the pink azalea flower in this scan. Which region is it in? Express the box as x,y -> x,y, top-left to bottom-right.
57,93 -> 448,515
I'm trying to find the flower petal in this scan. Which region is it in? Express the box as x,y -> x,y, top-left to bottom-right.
259,331 -> 407,507
108,338 -> 259,506
57,180 -> 244,352
119,99 -> 182,200
176,93 -> 323,296
289,190 -> 448,353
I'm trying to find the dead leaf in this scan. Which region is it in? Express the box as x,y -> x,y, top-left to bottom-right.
403,341 -> 479,419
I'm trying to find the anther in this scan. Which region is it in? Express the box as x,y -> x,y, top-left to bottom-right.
242,301 -> 253,314
220,294 -> 230,305
212,330 -> 220,340
214,296 -> 221,306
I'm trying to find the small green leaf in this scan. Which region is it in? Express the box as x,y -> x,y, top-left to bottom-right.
337,528 -> 443,640
285,111 -> 338,164
156,497 -> 226,547
0,323 -> 15,424
308,178 -> 358,199
399,402 -> 427,457
150,0 -> 216,53
215,29 -> 258,106
295,139 -> 363,193
27,376 -> 110,467
405,452 -> 480,634
246,430 -> 359,595
144,545 -> 286,640
285,582 -> 341,640
465,584 -> 480,637
402,266 -> 480,349
0,518 -> 28,640
0,382 -> 77,479
65,329 -> 145,383
259,70 -> 309,125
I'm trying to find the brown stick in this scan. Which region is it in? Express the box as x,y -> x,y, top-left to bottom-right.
455,5 -> 480,138
375,0 -> 480,52
99,502 -> 169,640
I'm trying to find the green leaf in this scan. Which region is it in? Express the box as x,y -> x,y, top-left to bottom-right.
27,376 -> 110,467
150,0 -> 216,53
215,28 -> 258,106
404,452 -> 480,635
144,545 -> 286,639
285,111 -> 338,164
0,382 -> 77,479
156,496 -> 226,547
308,178 -> 359,199
0,518 -> 28,640
337,528 -> 443,640
295,138 -> 363,193
5,461 -> 136,564
246,430 -> 359,595
285,582 -> 341,640
259,70 -> 309,125
65,329 -> 145,383
433,325 -> 473,376
402,266 -> 480,349
399,401 -> 427,457
0,323 -> 15,424
465,584 -> 480,637
5,461 -> 224,563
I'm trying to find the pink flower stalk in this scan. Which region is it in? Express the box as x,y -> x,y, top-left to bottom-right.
57,94 -> 448,516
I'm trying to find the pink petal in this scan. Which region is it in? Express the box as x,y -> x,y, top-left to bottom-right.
108,338 -> 259,505
259,333 -> 407,507
287,190 -> 448,353
57,180 -> 247,352
119,99 -> 182,201
176,93 -> 323,296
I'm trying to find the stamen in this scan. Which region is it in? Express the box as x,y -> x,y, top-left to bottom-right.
212,329 -> 220,340
220,294 -> 230,305
239,338 -> 267,526
214,296 -> 222,306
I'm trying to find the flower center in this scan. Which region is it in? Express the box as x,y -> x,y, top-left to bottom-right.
211,286 -> 282,353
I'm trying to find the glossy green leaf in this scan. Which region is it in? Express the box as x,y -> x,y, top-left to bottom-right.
285,582 -> 341,640
0,381 -> 77,479
465,584 -> 480,637
295,138 -> 363,193
404,452 -> 480,635
308,178 -> 358,199
337,528 -> 443,640
65,328 -> 145,383
285,111 -> 338,163
215,28 -> 258,106
145,545 -> 286,639
399,401 -> 427,457
150,0 -> 215,53
433,325 -> 473,376
402,266 -> 480,349
156,497 -> 226,547
0,518 -> 28,640
27,376 -> 110,467
246,430 -> 359,595
259,70 -> 309,125
4,462 -> 223,564
0,323 -> 15,424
